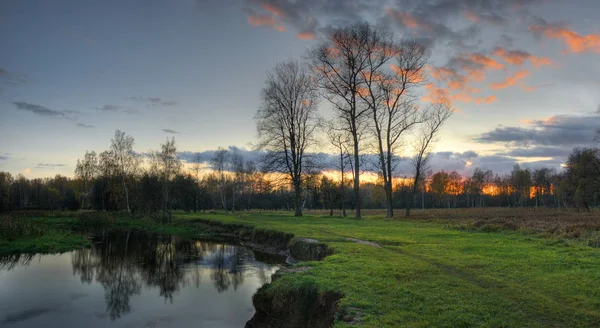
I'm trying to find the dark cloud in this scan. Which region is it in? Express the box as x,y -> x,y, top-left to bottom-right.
123,108 -> 140,115
12,102 -> 76,120
475,113 -> 600,147
245,0 -> 542,48
0,153 -> 9,161
0,67 -> 28,85
127,96 -> 177,107
500,146 -> 572,158
36,164 -> 68,168
162,129 -> 180,134
178,146 -> 266,165
95,104 -> 140,115
76,123 -> 95,128
99,104 -> 120,111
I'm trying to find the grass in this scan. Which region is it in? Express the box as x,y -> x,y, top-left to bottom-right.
174,210 -> 600,327
3,208 -> 600,326
0,213 -> 90,253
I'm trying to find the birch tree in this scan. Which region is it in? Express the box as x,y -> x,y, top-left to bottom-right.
75,150 -> 98,209
211,147 -> 229,212
109,130 -> 140,213
156,137 -> 181,222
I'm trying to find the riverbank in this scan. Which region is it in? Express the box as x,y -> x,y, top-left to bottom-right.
177,211 -> 600,327
2,210 -> 600,327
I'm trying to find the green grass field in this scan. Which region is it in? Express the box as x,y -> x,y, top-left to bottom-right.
176,211 -> 600,327
2,209 -> 600,327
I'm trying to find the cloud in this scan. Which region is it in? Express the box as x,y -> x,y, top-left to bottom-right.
462,10 -> 508,26
476,112 -> 600,147
99,104 -> 120,111
162,129 -> 180,134
36,164 -> 68,168
12,102 -> 76,120
489,70 -> 530,90
127,96 -> 178,107
385,8 -> 429,30
0,67 -> 28,86
261,2 -> 285,18
492,47 -> 552,67
76,123 -> 94,128
0,153 -> 9,161
530,22 -> 600,53
296,31 -> 317,40
245,6 -> 286,32
123,108 -> 140,115
499,146 -> 572,158
63,29 -> 96,45
178,146 -> 266,165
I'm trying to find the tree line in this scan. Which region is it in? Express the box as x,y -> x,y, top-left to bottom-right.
0,143 -> 598,214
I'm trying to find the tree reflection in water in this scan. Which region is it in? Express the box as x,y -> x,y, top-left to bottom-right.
66,230 -> 279,320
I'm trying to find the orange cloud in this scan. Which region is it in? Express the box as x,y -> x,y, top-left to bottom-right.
464,10 -> 479,23
475,95 -> 497,104
531,24 -> 600,53
493,47 -> 552,67
465,53 -> 505,70
529,56 -> 552,67
489,70 -> 530,90
386,8 -> 428,29
493,47 -> 528,65
422,83 -> 450,102
520,84 -> 535,92
261,2 -> 284,18
485,95 -> 497,104
296,31 -> 317,40
247,13 -> 285,32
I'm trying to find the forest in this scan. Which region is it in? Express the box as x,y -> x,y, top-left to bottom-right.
0,134 -> 598,216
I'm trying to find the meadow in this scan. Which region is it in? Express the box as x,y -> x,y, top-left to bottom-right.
2,208 -> 600,327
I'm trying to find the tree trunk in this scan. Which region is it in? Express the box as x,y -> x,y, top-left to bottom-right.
352,133 -> 361,219
340,151 -> 346,217
122,175 -> 130,213
294,182 -> 303,217
231,185 -> 236,213
385,181 -> 393,218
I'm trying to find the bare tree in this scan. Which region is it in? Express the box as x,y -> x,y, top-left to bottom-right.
255,60 -> 320,217
324,120 -> 352,217
109,130 -> 140,213
310,22 -> 393,219
405,98 -> 453,217
359,39 -> 429,218
230,148 -> 245,213
211,147 -> 229,212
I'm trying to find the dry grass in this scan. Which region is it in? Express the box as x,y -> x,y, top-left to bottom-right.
304,207 -> 600,246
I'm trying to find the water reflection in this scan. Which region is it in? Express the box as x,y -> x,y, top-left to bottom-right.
0,231 -> 282,326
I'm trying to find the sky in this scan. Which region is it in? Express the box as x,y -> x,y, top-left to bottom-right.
1,0 -> 600,179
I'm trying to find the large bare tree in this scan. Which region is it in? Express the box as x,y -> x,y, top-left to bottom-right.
359,39 -> 430,218
405,98 -> 453,217
255,60 -> 320,217
310,22 -> 393,219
